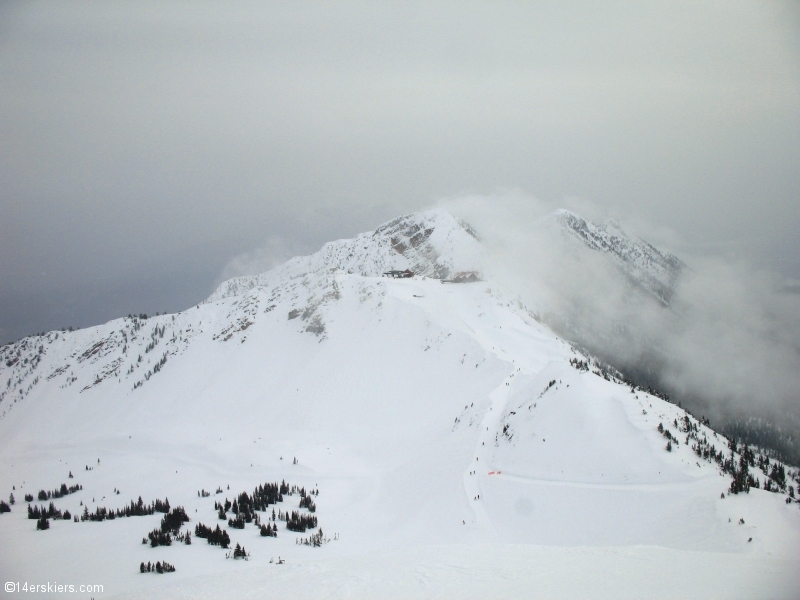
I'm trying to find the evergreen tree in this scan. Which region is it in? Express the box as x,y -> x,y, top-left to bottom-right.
160,506 -> 189,534
729,453 -> 751,494
147,528 -> 172,547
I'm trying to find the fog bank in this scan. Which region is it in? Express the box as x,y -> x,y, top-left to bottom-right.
443,194 -> 800,458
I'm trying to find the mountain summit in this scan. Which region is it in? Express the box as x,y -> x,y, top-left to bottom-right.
208,209 -> 483,302
0,209 -> 798,598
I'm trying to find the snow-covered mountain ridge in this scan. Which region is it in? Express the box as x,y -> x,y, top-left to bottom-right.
0,209 -> 798,598
0,208 -> 679,410
550,209 -> 683,304
207,209 -> 482,302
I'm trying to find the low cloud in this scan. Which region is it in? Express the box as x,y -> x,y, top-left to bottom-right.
215,236 -> 309,287
442,193 -> 800,456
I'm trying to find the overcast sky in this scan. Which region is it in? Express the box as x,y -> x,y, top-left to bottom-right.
1,1 -> 798,344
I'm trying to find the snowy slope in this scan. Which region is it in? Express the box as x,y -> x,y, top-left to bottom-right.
0,210 -> 798,599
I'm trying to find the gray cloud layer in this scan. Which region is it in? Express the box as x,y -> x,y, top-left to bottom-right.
444,194 -> 800,456
1,1 -> 799,342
